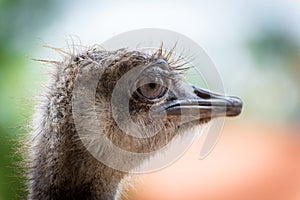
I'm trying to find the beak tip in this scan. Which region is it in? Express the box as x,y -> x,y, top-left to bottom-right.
231,96 -> 243,108
225,96 -> 243,117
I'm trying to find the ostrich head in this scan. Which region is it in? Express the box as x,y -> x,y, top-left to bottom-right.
70,47 -> 242,171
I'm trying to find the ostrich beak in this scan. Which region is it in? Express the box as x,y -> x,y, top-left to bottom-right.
152,85 -> 243,120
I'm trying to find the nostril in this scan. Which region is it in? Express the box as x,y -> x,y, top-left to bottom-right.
193,86 -> 212,99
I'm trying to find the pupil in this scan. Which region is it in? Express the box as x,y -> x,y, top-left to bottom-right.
149,83 -> 156,89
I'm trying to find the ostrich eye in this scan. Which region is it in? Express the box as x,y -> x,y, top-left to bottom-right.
138,82 -> 166,99
136,77 -> 168,100
134,64 -> 171,101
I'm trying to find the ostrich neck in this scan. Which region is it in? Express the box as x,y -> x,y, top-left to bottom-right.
28,84 -> 127,199
29,107 -> 127,200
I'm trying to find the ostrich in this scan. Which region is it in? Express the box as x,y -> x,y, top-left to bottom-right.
26,46 -> 242,200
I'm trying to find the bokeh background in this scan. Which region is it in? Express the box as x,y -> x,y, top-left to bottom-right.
0,0 -> 299,199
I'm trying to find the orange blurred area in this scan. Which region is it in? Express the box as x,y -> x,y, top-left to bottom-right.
127,122 -> 300,200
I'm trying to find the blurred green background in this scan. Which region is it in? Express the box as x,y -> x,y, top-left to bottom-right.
0,0 -> 60,199
0,0 -> 299,199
